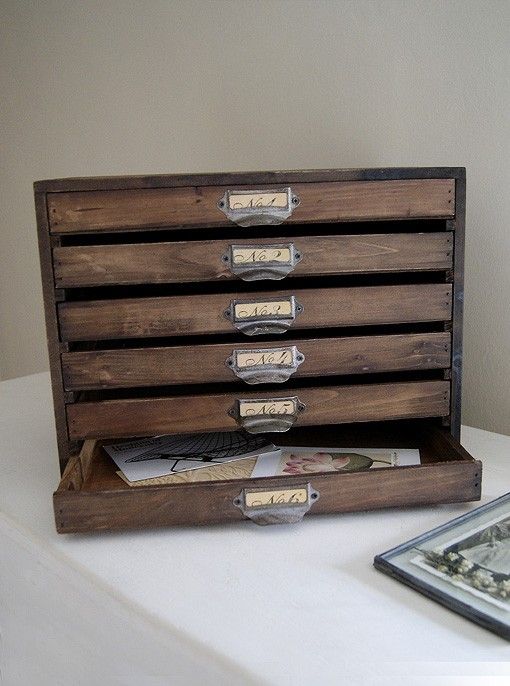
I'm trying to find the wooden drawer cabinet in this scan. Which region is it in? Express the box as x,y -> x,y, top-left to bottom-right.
35,168 -> 480,533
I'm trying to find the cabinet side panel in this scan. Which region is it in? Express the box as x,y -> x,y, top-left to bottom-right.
35,191 -> 69,472
450,171 -> 466,439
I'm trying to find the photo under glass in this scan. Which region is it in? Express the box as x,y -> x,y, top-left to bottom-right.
375,492 -> 510,639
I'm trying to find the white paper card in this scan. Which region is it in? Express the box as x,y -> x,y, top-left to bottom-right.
104,432 -> 278,482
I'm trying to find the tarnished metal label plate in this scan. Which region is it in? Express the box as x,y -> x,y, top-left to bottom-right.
225,296 -> 303,335
233,483 -> 320,525
229,395 -> 305,433
217,187 -> 300,227
223,243 -> 302,281
226,346 -> 305,384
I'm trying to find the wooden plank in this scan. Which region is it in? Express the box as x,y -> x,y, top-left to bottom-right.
36,167 -> 465,193
66,380 -> 450,439
449,169 -> 466,439
34,192 -> 70,472
58,284 -> 453,341
53,425 -> 480,532
62,332 -> 451,390
48,179 -> 455,233
53,232 -> 453,287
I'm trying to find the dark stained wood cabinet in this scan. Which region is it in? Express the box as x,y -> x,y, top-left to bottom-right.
34,168 -> 481,533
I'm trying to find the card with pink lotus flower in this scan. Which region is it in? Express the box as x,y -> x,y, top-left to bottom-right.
251,447 -> 420,478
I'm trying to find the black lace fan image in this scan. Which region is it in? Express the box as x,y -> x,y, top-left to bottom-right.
125,431 -> 270,472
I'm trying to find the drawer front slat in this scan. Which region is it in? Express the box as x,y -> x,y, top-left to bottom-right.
54,232 -> 453,287
62,332 -> 451,390
58,284 -> 453,341
48,179 -> 455,233
66,380 -> 450,439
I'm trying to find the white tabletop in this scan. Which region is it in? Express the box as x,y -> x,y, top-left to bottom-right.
1,372 -> 510,686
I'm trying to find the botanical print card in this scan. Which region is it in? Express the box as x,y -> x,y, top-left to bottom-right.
104,431 -> 278,482
251,447 -> 420,478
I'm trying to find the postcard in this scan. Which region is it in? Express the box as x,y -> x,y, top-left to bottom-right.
251,446 -> 420,478
104,431 -> 278,482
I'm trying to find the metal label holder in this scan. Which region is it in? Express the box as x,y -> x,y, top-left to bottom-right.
233,483 -> 320,525
229,396 -> 305,433
225,295 -> 303,336
222,243 -> 302,281
226,345 -> 305,384
217,187 -> 300,227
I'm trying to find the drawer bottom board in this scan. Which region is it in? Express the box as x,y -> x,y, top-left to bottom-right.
54,422 -> 481,533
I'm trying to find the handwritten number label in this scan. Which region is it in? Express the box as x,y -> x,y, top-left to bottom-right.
239,399 -> 297,418
245,488 -> 308,508
237,349 -> 293,369
228,192 -> 289,210
232,197 -> 277,208
233,299 -> 292,320
244,401 -> 292,416
232,247 -> 290,265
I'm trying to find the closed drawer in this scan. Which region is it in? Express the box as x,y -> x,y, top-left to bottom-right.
62,332 -> 451,390
48,179 -> 455,233
66,380 -> 450,439
53,232 -> 453,287
58,284 -> 453,341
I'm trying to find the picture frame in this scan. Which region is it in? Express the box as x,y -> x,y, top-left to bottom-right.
374,492 -> 510,640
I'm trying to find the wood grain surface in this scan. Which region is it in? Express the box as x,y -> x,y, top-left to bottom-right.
48,179 -> 455,233
35,167 -> 465,193
62,332 -> 451,390
66,380 -> 450,439
53,232 -> 453,287
58,284 -> 453,341
35,192 -> 71,471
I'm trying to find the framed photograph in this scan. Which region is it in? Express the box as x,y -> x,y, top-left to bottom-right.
374,493 -> 510,639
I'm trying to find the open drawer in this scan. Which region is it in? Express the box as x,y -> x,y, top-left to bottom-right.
54,421 -> 481,533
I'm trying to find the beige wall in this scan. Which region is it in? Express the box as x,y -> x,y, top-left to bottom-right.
1,0 -> 509,434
